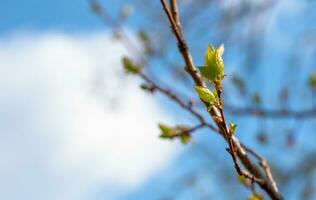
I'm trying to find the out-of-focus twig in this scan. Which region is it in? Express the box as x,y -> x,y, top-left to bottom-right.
139,71 -> 217,132
225,104 -> 316,119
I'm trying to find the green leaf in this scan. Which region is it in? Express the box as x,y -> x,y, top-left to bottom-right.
212,88 -> 218,97
217,44 -> 225,57
229,121 -> 237,134
138,30 -> 153,55
180,133 -> 191,144
138,30 -> 149,43
247,193 -> 263,200
158,123 -> 172,138
238,175 -> 248,185
140,83 -> 150,90
198,44 -> 225,82
158,124 -> 192,144
194,85 -> 216,103
308,72 -> 316,90
122,56 -> 139,74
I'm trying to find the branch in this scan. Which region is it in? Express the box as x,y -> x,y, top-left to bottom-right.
139,71 -> 217,132
160,0 -> 205,87
159,0 -> 283,199
225,104 -> 316,119
169,0 -> 182,34
241,143 -> 280,195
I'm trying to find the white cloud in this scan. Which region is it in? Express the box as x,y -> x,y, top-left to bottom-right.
0,31 -> 179,200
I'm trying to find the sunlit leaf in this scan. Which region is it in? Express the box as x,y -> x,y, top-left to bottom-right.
229,121 -> 237,134
198,44 -> 225,82
247,193 -> 263,200
238,175 -> 248,185
158,124 -> 191,144
194,85 -> 216,103
138,30 -> 154,55
158,123 -> 173,138
180,132 -> 191,144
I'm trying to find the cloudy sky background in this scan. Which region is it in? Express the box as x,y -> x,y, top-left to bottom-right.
0,31 -> 184,199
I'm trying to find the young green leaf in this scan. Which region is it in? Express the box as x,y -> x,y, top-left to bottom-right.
122,56 -> 140,74
194,85 -> 216,103
247,193 -> 263,200
198,44 -> 225,82
228,121 -> 237,134
158,124 -> 192,144
238,175 -> 248,185
138,30 -> 149,43
158,123 -> 172,138
217,44 -> 225,57
180,133 -> 191,144
138,30 -> 154,55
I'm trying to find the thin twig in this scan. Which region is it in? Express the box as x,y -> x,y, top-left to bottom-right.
162,0 -> 254,182
160,0 -> 205,87
241,144 -> 279,194
225,104 -> 316,119
139,71 -> 218,132
89,0 -> 143,59
159,1 -> 283,199
169,0 -> 182,35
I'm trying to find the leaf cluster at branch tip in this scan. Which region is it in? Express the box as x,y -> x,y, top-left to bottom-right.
198,43 -> 225,82
158,124 -> 191,144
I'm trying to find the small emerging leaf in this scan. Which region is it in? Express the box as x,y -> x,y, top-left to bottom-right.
180,132 -> 191,144
138,30 -> 154,55
138,30 -> 149,43
247,193 -> 263,200
122,56 -> 140,74
228,121 -> 237,134
198,44 -> 225,82
238,175 -> 248,185
158,124 -> 191,144
140,83 -> 155,92
217,44 -> 225,57
158,124 -> 172,138
194,85 -> 216,103
140,83 -> 150,90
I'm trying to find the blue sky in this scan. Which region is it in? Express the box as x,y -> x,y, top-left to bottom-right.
0,0 -> 103,34
1,0 -> 316,200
